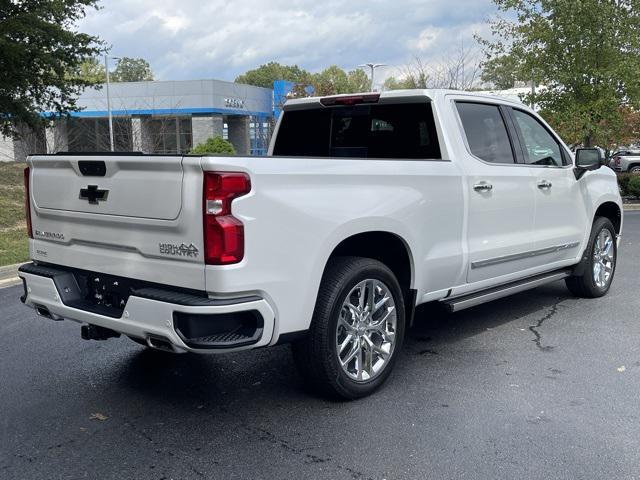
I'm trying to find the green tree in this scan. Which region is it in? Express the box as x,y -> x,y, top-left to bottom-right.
72,56 -> 106,84
479,0 -> 640,147
311,66 -> 373,95
383,76 -> 418,91
111,57 -> 154,82
190,136 -> 236,155
480,54 -> 519,90
0,0 -> 104,136
235,62 -> 311,88
311,65 -> 350,95
347,69 -> 371,92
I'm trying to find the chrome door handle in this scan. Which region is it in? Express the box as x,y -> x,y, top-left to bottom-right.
473,182 -> 493,192
537,180 -> 553,189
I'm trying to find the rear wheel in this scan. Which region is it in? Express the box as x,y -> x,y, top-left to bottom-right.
629,166 -> 640,174
292,256 -> 405,399
565,217 -> 617,298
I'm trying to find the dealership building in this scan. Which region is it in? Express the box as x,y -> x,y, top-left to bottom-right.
0,78 -> 275,162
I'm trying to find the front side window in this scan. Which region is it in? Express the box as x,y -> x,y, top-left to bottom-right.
273,103 -> 441,159
456,102 -> 515,164
511,109 -> 564,167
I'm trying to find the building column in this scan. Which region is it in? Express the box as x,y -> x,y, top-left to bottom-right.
131,117 -> 153,153
0,134 -> 15,162
227,115 -> 250,156
191,115 -> 224,148
45,120 -> 68,154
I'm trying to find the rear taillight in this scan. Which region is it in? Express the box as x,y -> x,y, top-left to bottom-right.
23,167 -> 33,239
203,172 -> 251,265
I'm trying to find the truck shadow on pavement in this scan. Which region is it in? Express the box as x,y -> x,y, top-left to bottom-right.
407,281 -> 574,353
115,281 -> 576,404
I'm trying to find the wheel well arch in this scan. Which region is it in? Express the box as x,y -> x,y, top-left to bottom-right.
328,231 -> 414,293
627,162 -> 640,171
594,201 -> 622,234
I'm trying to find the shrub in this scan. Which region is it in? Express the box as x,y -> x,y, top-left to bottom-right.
627,176 -> 640,199
190,136 -> 236,155
617,173 -> 633,196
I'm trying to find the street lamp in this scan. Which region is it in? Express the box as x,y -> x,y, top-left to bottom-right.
104,55 -> 120,152
358,63 -> 387,92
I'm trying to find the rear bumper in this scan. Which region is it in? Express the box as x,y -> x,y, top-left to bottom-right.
18,263 -> 275,353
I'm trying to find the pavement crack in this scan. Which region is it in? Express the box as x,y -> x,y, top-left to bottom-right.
528,300 -> 562,352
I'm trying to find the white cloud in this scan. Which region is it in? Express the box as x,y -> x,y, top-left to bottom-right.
78,0 -> 496,81
408,27 -> 443,52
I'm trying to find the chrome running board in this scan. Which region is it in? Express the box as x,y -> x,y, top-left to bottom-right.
442,269 -> 572,313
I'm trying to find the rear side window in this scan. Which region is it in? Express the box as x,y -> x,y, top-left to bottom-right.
273,103 -> 441,159
456,102 -> 515,164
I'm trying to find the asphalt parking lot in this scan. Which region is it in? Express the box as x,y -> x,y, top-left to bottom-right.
1,212 -> 639,480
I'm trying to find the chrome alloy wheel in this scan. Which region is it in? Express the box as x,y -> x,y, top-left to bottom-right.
593,228 -> 615,289
335,279 -> 397,382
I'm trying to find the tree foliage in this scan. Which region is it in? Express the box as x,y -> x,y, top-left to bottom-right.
111,57 -> 154,82
480,54 -> 519,90
71,56 -> 154,85
236,62 -> 373,95
312,65 -> 371,95
190,136 -> 236,155
479,0 -> 640,146
0,0 -> 104,136
235,62 -> 311,89
73,56 -> 106,84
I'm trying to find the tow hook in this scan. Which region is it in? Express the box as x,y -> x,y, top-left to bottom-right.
81,324 -> 121,341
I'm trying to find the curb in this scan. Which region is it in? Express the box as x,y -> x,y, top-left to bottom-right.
623,205 -> 640,211
0,262 -> 25,289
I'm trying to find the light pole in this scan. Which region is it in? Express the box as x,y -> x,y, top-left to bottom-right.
358,63 -> 387,92
104,55 -> 120,152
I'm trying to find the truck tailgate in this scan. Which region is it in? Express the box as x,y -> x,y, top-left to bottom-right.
27,154 -> 206,290
32,155 -> 182,220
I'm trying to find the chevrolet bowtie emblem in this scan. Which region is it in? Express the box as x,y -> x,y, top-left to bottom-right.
79,185 -> 109,204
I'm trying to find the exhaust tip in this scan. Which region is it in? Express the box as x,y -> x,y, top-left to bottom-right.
35,305 -> 63,321
147,335 -> 176,352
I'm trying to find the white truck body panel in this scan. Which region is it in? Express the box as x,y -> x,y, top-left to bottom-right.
20,89 -> 623,352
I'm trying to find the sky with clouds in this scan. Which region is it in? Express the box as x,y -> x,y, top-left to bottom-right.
78,0 -> 497,87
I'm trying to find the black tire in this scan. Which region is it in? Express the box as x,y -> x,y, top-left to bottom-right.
629,166 -> 640,174
565,217 -> 617,298
292,256 -> 406,400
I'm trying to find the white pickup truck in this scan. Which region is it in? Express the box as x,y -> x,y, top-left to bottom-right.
19,90 -> 622,399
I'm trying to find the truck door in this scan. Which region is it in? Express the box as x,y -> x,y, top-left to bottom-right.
454,101 -> 538,284
506,107 -> 587,266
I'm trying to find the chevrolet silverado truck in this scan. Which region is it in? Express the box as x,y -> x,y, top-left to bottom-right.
19,90 -> 622,399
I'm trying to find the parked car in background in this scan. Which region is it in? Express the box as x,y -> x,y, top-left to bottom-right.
609,149 -> 640,173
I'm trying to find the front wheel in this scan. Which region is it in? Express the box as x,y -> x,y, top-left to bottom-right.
292,256 -> 405,399
565,217 -> 617,298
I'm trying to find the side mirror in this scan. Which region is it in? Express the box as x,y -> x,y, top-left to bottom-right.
574,148 -> 603,179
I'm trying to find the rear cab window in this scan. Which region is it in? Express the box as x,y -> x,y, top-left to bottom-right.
455,102 -> 516,164
273,102 -> 441,159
